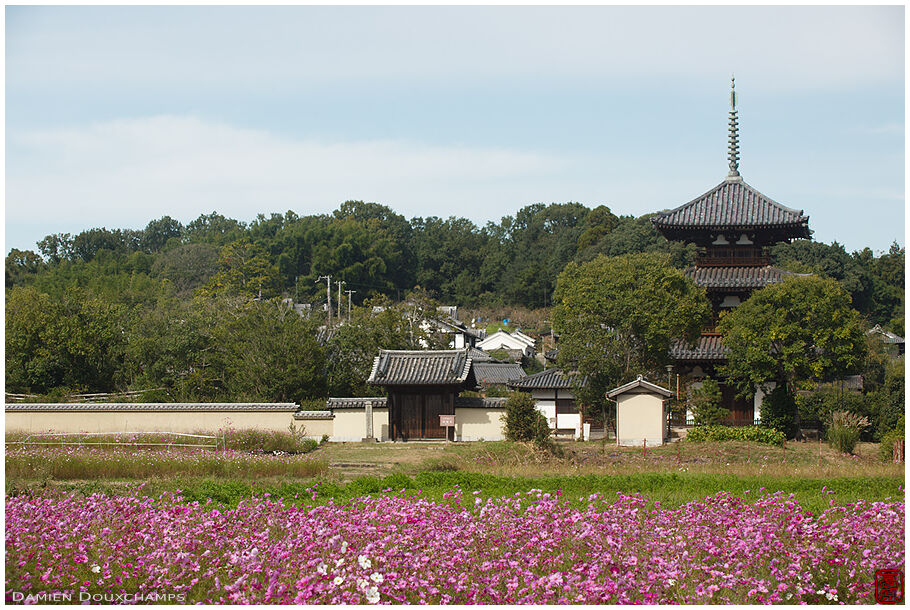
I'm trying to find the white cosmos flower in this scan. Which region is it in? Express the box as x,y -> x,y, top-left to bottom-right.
366,586 -> 380,604
333,576 -> 344,586
90,565 -> 101,574
316,562 -> 328,575
358,555 -> 372,569
340,541 -> 348,553
370,572 -> 384,584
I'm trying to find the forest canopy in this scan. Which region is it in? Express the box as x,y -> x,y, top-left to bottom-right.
5,200 -> 905,400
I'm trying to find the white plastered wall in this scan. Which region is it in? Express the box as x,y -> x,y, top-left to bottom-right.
5,410 -> 333,440
454,407 -> 505,441
330,408 -> 390,442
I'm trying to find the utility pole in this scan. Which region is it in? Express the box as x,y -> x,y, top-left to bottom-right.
335,280 -> 346,323
345,289 -> 356,321
294,275 -> 299,303
317,275 -> 331,326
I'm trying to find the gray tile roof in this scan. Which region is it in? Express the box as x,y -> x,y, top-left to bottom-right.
509,368 -> 586,390
4,403 -> 298,412
472,362 -> 526,386
684,265 -> 801,289
293,410 -> 334,419
367,350 -> 473,386
866,325 -> 905,344
467,347 -> 493,361
607,376 -> 673,399
325,397 -> 388,409
454,396 -> 509,409
670,336 -> 730,362
652,178 -> 811,238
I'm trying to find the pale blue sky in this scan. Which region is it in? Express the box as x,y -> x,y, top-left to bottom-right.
5,5 -> 905,254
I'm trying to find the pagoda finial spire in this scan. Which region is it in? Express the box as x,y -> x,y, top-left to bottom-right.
727,75 -> 741,180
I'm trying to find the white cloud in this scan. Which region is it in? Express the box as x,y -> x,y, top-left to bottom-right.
5,115 -> 576,242
7,6 -> 903,92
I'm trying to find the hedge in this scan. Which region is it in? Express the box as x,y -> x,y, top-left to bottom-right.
686,425 -> 786,447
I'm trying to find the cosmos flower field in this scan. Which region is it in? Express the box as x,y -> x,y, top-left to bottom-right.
5,487 -> 904,604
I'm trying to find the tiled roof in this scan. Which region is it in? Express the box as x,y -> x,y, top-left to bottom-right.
4,403 -> 298,412
866,325 -> 905,344
325,397 -> 387,409
607,376 -> 673,399
454,396 -> 509,409
472,362 -> 526,386
544,349 -> 559,362
684,265 -> 799,289
367,350 -> 473,386
652,178 -> 810,238
509,368 -> 586,390
293,410 -> 334,419
670,336 -> 730,362
467,347 -> 493,361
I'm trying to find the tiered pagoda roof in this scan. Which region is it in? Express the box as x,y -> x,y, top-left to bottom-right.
669,336 -> 730,363
684,265 -> 808,290
651,178 -> 811,241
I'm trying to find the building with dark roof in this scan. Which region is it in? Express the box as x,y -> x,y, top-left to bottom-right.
367,349 -> 477,441
653,78 -> 813,424
509,368 -> 588,437
472,362 -> 526,390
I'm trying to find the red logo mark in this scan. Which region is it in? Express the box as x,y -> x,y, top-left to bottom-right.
875,569 -> 904,604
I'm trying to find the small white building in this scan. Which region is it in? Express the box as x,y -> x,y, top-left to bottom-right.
509,368 -> 586,439
609,376 -> 673,447
478,330 -> 535,358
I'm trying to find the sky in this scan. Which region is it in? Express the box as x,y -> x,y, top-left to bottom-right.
5,5 -> 905,255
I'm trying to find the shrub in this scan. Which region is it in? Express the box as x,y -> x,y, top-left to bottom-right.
502,391 -> 551,448
224,423 -> 317,454
759,386 -> 799,439
879,415 -> 905,462
686,425 -> 786,447
826,410 -> 870,455
690,378 -> 728,426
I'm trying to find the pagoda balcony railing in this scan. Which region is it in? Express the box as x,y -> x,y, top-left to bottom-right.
701,326 -> 721,336
696,255 -> 771,267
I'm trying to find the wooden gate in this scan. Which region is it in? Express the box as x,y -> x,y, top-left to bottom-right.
390,388 -> 455,440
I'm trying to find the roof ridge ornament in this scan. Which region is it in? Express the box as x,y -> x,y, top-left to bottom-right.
726,75 -> 742,181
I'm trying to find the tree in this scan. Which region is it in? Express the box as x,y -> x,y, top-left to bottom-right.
199,239 -> 281,299
5,249 -> 45,288
718,275 -> 866,434
689,377 -> 728,426
502,391 -> 550,445
552,252 -> 711,413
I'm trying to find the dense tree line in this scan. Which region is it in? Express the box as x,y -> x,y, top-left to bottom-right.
5,200 -> 905,399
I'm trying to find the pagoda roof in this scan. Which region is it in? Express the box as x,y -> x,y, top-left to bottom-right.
684,265 -> 808,290
670,335 -> 730,362
652,177 -> 811,240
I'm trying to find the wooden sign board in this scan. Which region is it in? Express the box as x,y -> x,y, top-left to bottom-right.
439,415 -> 455,427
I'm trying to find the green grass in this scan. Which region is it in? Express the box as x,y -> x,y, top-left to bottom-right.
12,471 -> 901,517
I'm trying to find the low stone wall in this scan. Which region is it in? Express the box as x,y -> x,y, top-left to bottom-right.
5,403 -> 331,441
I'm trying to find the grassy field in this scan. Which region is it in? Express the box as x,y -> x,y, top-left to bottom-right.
6,437 -> 904,515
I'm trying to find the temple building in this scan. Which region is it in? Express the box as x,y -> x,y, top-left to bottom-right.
651,78 -> 812,424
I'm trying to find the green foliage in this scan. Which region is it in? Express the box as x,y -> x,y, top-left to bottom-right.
689,378 -> 728,426
6,286 -> 126,393
826,411 -> 871,455
553,252 -> 710,411
224,423 -> 318,454
685,425 -> 786,447
759,386 -> 799,439
719,275 -> 866,402
879,416 -> 905,462
502,391 -> 550,446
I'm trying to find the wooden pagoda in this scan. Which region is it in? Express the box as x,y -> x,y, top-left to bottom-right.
651,77 -> 812,424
